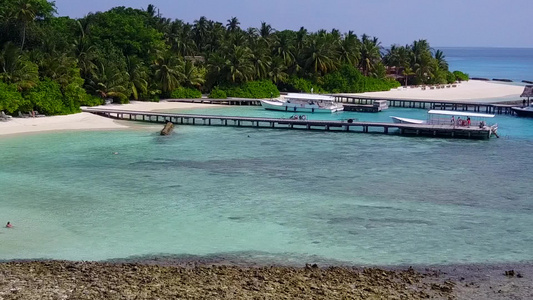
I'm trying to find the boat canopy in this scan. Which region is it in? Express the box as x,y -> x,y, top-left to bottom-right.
285,93 -> 335,101
427,110 -> 495,118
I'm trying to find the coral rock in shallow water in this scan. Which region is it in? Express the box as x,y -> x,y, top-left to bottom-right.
160,122 -> 174,135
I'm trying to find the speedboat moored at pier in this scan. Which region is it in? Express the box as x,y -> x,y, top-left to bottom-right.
391,110 -> 499,137
512,85 -> 533,117
260,93 -> 343,113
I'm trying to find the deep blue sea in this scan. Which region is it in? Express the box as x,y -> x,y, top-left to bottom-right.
0,48 -> 532,266
443,47 -> 533,83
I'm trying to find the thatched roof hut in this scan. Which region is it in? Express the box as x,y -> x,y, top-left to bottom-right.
521,85 -> 533,98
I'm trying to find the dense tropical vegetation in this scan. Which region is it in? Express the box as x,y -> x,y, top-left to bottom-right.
0,0 -> 466,115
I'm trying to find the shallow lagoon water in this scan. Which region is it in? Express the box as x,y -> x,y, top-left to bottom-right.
0,107 -> 532,265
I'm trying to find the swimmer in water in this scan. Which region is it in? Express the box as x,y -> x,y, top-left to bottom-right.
6,222 -> 12,228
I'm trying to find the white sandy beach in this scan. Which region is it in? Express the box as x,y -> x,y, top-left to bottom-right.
0,102 -> 219,137
0,81 -> 524,137
347,80 -> 524,101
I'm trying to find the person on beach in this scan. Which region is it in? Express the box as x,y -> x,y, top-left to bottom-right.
6,222 -> 12,228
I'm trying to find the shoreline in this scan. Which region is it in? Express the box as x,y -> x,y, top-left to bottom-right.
0,259 -> 531,299
0,102 -> 223,138
0,80 -> 524,138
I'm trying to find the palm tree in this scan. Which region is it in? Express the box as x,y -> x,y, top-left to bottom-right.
39,52 -> 80,88
359,34 -> 382,76
249,41 -> 271,80
145,4 -> 157,19
73,20 -> 97,79
203,20 -> 225,56
295,27 -> 308,52
85,62 -> 129,101
225,45 -> 254,83
300,34 -> 338,76
338,31 -> 360,66
125,56 -> 148,100
269,56 -> 288,84
383,44 -> 410,75
272,31 -> 295,67
151,52 -> 184,96
180,59 -> 205,88
434,49 -> 448,70
259,22 -> 274,39
410,40 -> 433,84
193,16 -> 209,52
168,21 -> 197,57
13,0 -> 36,50
0,41 -> 39,88
206,52 -> 228,87
226,17 -> 240,32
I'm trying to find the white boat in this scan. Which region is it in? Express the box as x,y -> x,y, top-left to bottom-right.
391,116 -> 424,124
391,110 -> 499,136
260,93 -> 343,113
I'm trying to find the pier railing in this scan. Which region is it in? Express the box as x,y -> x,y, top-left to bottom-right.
332,95 -> 516,115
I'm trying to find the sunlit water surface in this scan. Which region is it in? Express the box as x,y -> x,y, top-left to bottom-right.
0,106 -> 532,266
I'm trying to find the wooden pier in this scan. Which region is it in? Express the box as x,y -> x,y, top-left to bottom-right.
333,95 -> 516,115
82,108 -> 496,139
167,95 -> 517,115
167,98 -> 261,105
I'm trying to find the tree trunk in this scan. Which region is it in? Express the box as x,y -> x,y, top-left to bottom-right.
21,25 -> 26,50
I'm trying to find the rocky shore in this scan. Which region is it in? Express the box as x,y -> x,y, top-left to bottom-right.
0,260 -> 531,299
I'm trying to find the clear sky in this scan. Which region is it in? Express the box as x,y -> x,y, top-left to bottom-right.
52,0 -> 533,48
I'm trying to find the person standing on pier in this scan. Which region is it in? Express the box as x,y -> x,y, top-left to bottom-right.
467,117 -> 471,127
451,116 -> 455,125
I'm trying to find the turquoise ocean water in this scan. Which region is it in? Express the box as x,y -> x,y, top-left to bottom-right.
0,47 -> 532,266
443,47 -> 533,82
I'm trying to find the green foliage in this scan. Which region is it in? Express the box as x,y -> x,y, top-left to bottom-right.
113,93 -> 129,104
86,7 -> 165,60
280,76 -> 323,93
445,71 -> 456,84
362,76 -> 401,92
0,81 -> 24,113
217,80 -> 280,98
62,82 -> 90,111
208,87 -> 227,99
453,70 -> 469,81
0,42 -> 39,89
24,78 -> 65,115
170,87 -> 202,99
79,94 -> 103,106
322,65 -> 399,93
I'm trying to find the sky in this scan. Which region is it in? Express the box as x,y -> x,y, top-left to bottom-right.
52,0 -> 533,48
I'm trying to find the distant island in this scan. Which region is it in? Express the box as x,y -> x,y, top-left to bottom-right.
0,1 -> 468,116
